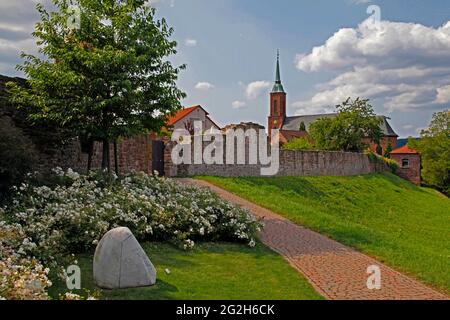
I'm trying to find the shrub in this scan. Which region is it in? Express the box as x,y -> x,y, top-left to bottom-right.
3,169 -> 261,263
376,144 -> 383,156
0,222 -> 51,300
283,137 -> 315,151
0,117 -> 38,199
299,122 -> 306,131
0,169 -> 261,299
384,143 -> 393,158
366,151 -> 399,173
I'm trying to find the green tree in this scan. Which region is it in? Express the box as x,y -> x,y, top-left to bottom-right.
376,144 -> 383,156
309,98 -> 383,152
283,137 -> 315,151
409,110 -> 450,195
384,143 -> 393,158
8,0 -> 186,173
299,121 -> 306,131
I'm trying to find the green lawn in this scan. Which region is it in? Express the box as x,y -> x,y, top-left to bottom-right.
198,173 -> 450,294
49,242 -> 323,300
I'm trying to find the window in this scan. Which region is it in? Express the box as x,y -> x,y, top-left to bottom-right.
274,100 -> 278,115
402,159 -> 410,168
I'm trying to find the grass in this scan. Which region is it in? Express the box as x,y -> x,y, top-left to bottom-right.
198,173 -> 450,294
49,242 -> 323,300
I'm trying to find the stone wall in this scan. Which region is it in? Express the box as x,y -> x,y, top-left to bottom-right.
363,136 -> 398,156
164,140 -> 389,178
390,153 -> 421,185
36,134 -> 157,175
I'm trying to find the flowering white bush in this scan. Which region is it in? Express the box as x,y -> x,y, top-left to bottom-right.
0,169 -> 261,299
3,169 -> 260,261
0,222 -> 51,300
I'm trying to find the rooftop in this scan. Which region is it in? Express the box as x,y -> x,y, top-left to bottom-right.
166,105 -> 203,126
282,113 -> 398,137
390,145 -> 419,154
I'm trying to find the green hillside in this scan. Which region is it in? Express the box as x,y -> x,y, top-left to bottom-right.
199,173 -> 450,294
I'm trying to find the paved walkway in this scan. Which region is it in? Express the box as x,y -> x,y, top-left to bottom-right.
179,178 -> 448,300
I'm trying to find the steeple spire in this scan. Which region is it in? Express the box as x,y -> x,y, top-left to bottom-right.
272,50 -> 285,93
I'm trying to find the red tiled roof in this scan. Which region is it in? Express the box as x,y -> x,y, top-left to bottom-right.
166,105 -> 201,126
390,145 -> 419,154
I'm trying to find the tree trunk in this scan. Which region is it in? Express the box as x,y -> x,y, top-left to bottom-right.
106,141 -> 111,173
102,139 -> 110,171
87,147 -> 93,173
114,140 -> 119,176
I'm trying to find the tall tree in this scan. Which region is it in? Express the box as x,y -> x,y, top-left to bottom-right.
8,0 -> 186,172
309,98 -> 383,152
409,110 -> 450,195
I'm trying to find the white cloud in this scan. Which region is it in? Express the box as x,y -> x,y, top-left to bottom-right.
231,100 -> 246,109
294,19 -> 450,113
185,38 -> 197,47
146,0 -> 175,8
245,81 -> 270,100
349,0 -> 372,4
402,124 -> 414,130
195,82 -> 215,91
435,85 -> 450,104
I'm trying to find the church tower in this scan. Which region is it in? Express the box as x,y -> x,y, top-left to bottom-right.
268,51 -> 286,137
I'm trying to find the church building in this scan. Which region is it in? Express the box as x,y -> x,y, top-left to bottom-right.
268,53 -> 398,154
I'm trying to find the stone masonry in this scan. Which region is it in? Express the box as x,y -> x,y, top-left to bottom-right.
164,139 -> 388,178
391,153 -> 421,185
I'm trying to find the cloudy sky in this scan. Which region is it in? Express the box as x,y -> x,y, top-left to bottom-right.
1,0 -> 450,137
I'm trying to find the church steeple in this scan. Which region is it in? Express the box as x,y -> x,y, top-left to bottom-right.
268,50 -> 287,138
272,50 -> 285,93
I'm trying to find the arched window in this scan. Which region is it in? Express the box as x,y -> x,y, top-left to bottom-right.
274,100 -> 278,115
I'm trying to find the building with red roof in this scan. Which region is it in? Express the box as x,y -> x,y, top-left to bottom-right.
390,145 -> 421,185
166,105 -> 220,133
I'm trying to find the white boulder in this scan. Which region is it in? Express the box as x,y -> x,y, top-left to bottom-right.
93,227 -> 156,289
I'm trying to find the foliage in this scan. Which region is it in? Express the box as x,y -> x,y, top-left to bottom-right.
376,144 -> 383,156
384,143 -> 393,158
309,98 -> 383,152
283,137 -> 315,151
299,121 -> 306,131
0,222 -> 52,300
7,0 -> 186,171
366,151 -> 399,173
0,117 -> 38,199
200,174 -> 450,294
0,221 -> 96,300
0,169 -> 261,299
409,110 -> 450,196
3,169 -> 261,262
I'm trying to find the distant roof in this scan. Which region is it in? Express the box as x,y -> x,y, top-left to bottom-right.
166,105 -> 221,129
279,130 -> 309,143
222,122 -> 265,131
166,105 -> 205,126
282,113 -> 398,137
390,145 -> 419,154
282,113 -> 338,131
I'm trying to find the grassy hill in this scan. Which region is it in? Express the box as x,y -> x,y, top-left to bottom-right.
199,173 -> 450,294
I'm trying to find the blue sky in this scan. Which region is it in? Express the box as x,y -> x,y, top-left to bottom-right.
1,0 -> 449,137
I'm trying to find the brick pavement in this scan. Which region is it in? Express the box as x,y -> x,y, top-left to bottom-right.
179,178 -> 448,300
